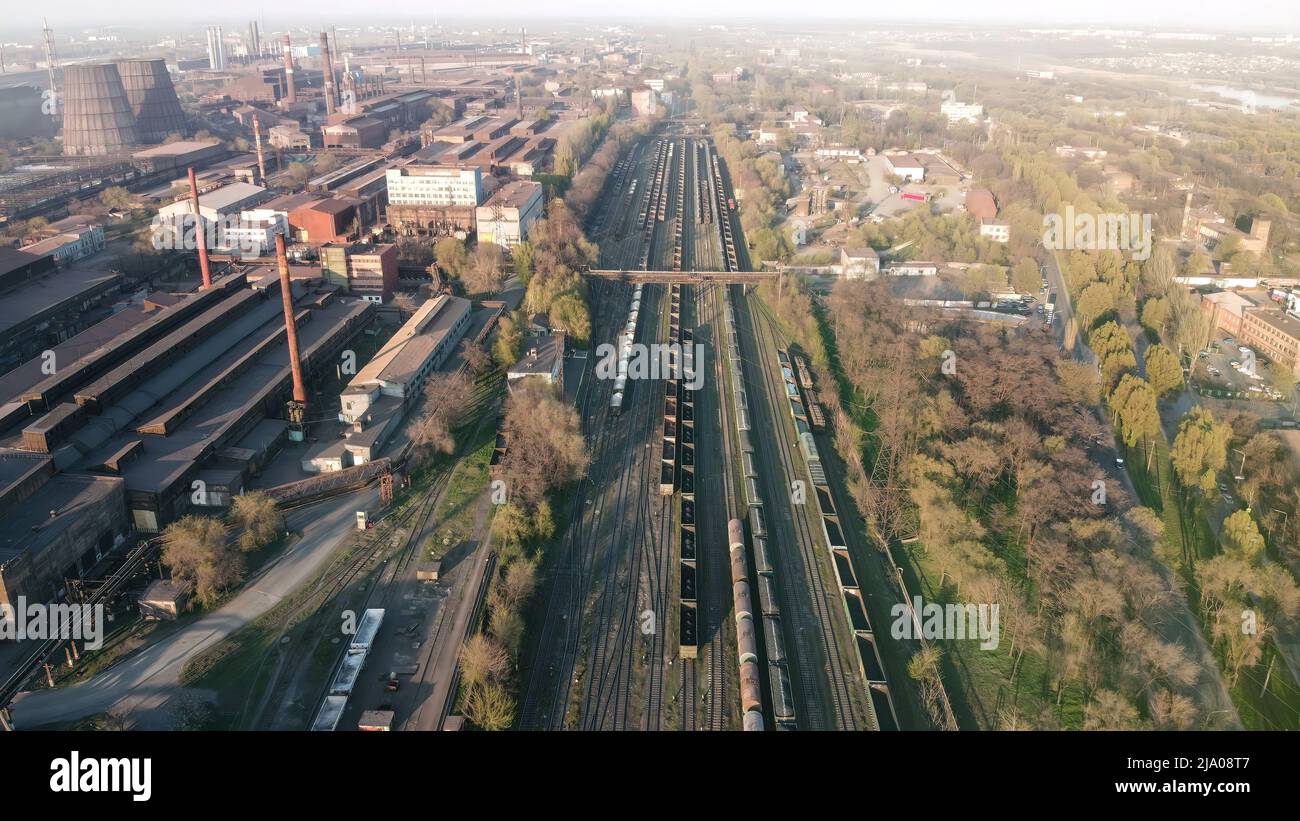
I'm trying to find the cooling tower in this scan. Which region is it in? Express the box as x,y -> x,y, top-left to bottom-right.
116,59 -> 188,143
61,63 -> 139,156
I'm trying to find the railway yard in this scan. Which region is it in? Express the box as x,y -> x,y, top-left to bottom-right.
517,127 -> 920,731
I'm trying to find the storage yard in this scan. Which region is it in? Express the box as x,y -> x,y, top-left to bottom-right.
516,126 -> 912,731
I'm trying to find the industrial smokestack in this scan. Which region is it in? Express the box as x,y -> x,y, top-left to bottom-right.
187,167 -> 212,290
252,115 -> 266,184
275,233 -> 308,408
282,34 -> 296,104
320,32 -> 336,115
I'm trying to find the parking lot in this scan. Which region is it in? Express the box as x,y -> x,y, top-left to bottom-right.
1191,332 -> 1288,403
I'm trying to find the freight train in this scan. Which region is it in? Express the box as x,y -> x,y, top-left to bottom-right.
609,282 -> 645,417
776,344 -> 900,730
721,287 -> 798,730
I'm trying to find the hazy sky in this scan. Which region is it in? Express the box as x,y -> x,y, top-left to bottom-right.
28,1 -> 1300,30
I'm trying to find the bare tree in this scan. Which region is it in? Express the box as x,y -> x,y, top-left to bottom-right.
501,382 -> 590,508
458,634 -> 509,690
408,371 -> 475,467
459,340 -> 492,376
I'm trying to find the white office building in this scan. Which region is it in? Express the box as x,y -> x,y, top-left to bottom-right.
940,100 -> 984,124
385,165 -> 483,207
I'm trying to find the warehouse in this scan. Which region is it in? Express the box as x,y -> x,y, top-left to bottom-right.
332,294 -> 471,466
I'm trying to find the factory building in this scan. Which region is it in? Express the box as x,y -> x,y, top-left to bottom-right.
0,249 -> 122,374
0,455 -> 128,607
322,116 -> 388,149
0,85 -> 58,141
386,165 -> 483,236
631,88 -> 658,117
19,217 -> 107,266
476,180 -> 543,248
940,100 -> 984,124
5,273 -> 373,532
319,243 -> 399,303
327,294 -> 471,467
131,139 -> 225,174
155,181 -> 270,249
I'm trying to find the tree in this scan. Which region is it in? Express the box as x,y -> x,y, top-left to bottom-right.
1221,511 -> 1265,562
1140,297 -> 1169,337
1170,407 -> 1229,494
500,559 -> 538,609
512,241 -> 535,284
1109,375 -> 1160,447
1143,344 -> 1184,399
1083,689 -> 1143,730
230,491 -> 283,552
463,681 -> 515,730
1055,360 -> 1100,405
24,216 -> 49,239
161,515 -> 241,607
459,339 -> 492,376
1011,257 -> 1040,296
906,644 -> 949,729
408,371 -> 475,466
435,237 -> 470,280
489,607 -> 525,656
462,242 -> 504,295
549,292 -> 591,345
286,161 -> 314,190
458,633 -> 509,690
493,310 -> 525,367
1150,690 -> 1198,730
501,381 -> 590,508
1076,282 -> 1115,331
100,186 -> 133,212
313,152 -> 340,173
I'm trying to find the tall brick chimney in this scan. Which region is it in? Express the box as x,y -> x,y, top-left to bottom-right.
275,233 -> 308,408
187,167 -> 212,289
282,34 -> 296,104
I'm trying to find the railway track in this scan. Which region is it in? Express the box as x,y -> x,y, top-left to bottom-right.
697,282 -> 732,731
521,138 -> 683,729
517,287 -> 633,729
740,289 -> 865,730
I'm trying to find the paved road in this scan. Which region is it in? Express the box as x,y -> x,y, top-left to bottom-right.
10,486 -> 378,729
